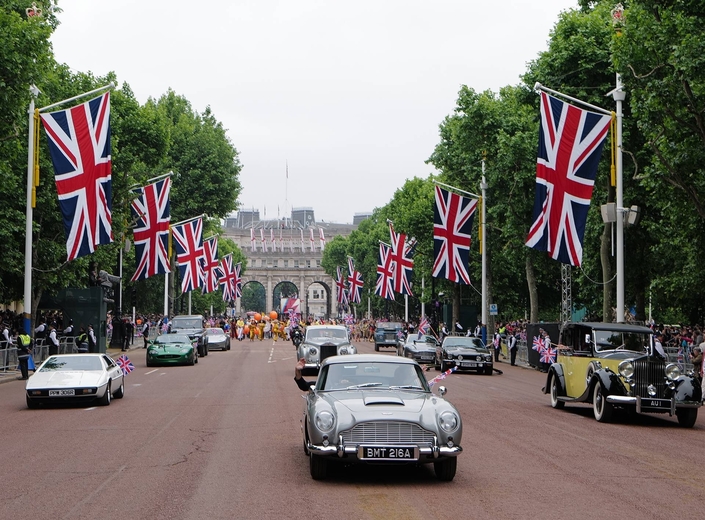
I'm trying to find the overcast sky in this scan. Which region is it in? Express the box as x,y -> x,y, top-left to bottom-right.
50,0 -> 577,224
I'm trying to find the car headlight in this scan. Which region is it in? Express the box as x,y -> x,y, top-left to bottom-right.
618,360 -> 634,379
665,363 -> 681,381
485,355 -> 492,362
308,347 -> 318,357
181,348 -> 191,353
339,347 -> 348,355
314,411 -> 335,432
438,411 -> 459,433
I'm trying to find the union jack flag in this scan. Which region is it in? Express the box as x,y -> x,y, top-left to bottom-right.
200,237 -> 222,294
300,229 -> 306,252
427,366 -> 457,387
336,266 -> 348,305
388,221 -> 415,296
344,314 -> 355,325
418,316 -> 430,335
250,228 -> 256,251
433,186 -> 478,284
260,228 -> 267,253
347,257 -> 364,304
532,336 -> 543,352
270,229 -> 276,252
375,242 -> 395,300
540,345 -> 556,364
525,91 -> 612,266
130,177 -> 171,281
319,228 -> 326,250
219,254 -> 241,301
310,228 -> 316,252
172,218 -> 204,293
40,92 -> 113,261
117,354 -> 134,375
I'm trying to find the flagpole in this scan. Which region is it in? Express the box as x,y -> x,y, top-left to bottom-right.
534,82 -> 612,116
481,160 -> 488,340
613,73 -> 626,322
38,83 -> 115,113
421,277 -> 425,321
433,180 -> 480,200
23,85 -> 40,335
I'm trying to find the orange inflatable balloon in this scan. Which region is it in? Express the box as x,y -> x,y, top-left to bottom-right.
270,311 -> 278,320
244,325 -> 250,335
254,313 -> 262,322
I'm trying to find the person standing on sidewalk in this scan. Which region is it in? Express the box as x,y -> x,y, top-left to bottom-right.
16,329 -> 33,380
142,320 -> 150,348
87,324 -> 97,353
507,332 -> 518,366
48,323 -> 60,356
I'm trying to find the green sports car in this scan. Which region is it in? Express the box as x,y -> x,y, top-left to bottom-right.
146,333 -> 198,367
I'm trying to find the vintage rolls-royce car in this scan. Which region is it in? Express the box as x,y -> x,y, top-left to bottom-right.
435,335 -> 493,375
397,335 -> 439,364
297,325 -> 356,374
543,322 -> 702,427
301,354 -> 462,481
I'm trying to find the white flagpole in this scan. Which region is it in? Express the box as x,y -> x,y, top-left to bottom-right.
421,277 -> 425,322
23,85 -> 39,335
481,161 -> 488,333
614,73 -> 626,322
164,269 -> 169,318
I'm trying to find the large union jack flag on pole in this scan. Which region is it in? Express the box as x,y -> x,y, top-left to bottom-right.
130,177 -> 171,281
375,242 -> 395,301
347,256 -> 364,304
201,236 -> 222,294
433,186 -> 478,284
525,91 -> 612,266
172,217 -> 204,293
40,92 -> 113,261
219,254 -> 242,301
388,221 -> 415,296
336,266 -> 348,306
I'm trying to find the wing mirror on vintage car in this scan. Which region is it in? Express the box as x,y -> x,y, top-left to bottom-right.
584,334 -> 591,344
438,386 -> 447,396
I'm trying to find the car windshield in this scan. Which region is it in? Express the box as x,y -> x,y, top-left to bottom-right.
171,318 -> 202,329
206,328 -> 224,335
593,330 -> 651,352
155,334 -> 191,345
443,338 -> 484,349
318,362 -> 429,392
305,328 -> 348,342
378,323 -> 403,331
40,355 -> 104,372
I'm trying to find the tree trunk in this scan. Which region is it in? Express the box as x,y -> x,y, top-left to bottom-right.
526,255 -> 538,323
600,223 -> 613,322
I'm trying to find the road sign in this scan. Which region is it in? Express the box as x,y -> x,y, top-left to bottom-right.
489,304 -> 498,316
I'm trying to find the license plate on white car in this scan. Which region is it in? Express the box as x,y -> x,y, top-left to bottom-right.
49,389 -> 75,396
358,445 -> 418,461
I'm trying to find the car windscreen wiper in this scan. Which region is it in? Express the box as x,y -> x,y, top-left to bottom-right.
388,385 -> 425,390
345,383 -> 383,389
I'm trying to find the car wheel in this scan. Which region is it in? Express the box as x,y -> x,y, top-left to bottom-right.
113,378 -> 125,399
440,358 -> 447,372
374,343 -> 379,352
98,382 -> 112,406
485,367 -> 493,376
549,376 -> 564,409
146,358 -> 152,367
309,453 -> 327,480
676,408 -> 698,428
303,423 -> 310,456
434,457 -> 457,481
26,396 -> 39,409
592,383 -> 612,422
189,355 -> 195,366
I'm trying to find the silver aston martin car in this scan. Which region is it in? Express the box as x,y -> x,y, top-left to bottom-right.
301,354 -> 463,481
297,325 -> 356,374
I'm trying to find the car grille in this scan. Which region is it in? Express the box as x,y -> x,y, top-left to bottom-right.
341,421 -> 436,445
320,344 -> 337,362
157,354 -> 182,360
631,358 -> 666,398
384,333 -> 396,341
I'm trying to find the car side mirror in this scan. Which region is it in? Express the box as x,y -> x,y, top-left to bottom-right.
438,386 -> 447,396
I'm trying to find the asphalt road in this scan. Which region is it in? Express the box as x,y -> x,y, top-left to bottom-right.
1,339 -> 703,520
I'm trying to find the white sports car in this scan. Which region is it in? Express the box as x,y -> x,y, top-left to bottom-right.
25,354 -> 125,408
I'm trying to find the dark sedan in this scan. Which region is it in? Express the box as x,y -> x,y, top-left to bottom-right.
397,335 -> 439,365
435,336 -> 493,375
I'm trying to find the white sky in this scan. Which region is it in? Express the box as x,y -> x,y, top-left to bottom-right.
50,0 -> 577,224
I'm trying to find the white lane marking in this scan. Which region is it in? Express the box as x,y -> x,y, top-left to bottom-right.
281,356 -> 294,361
145,369 -> 158,375
132,383 -> 142,386
268,348 -> 275,363
84,407 -> 97,411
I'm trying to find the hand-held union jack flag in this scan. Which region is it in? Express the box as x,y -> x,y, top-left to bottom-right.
40,92 -> 113,261
201,237 -> 222,294
172,218 -> 204,293
375,242 -> 395,301
130,177 -> 171,281
117,354 -> 134,375
347,257 -> 364,304
532,336 -> 543,352
433,186 -> 477,285
525,91 -> 612,266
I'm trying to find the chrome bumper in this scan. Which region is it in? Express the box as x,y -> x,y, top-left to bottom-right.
308,440 -> 462,459
606,395 -> 702,415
